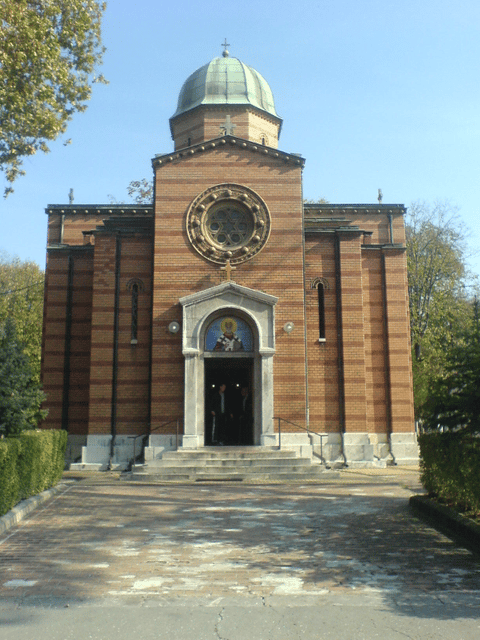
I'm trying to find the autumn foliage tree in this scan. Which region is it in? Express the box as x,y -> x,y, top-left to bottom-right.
0,0 -> 107,195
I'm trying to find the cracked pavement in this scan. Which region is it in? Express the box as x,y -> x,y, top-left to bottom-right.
0,468 -> 479,639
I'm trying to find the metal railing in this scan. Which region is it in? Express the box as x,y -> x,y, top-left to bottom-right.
126,434 -> 148,472
273,416 -> 329,465
128,418 -> 183,472
150,418 -> 183,451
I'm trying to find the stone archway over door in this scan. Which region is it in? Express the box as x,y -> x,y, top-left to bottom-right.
179,282 -> 278,449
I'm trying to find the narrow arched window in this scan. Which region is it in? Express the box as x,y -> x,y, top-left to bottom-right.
317,283 -> 326,340
131,283 -> 139,344
311,277 -> 328,342
127,278 -> 144,345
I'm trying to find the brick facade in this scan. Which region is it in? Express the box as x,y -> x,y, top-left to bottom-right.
40,54 -> 416,468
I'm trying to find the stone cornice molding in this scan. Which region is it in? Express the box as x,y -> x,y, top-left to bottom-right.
152,135 -> 305,170
46,244 -> 94,253
363,244 -> 407,252
180,281 -> 278,309
304,203 -> 406,216
259,347 -> 276,358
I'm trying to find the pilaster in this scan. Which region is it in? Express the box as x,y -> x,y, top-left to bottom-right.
336,231 -> 368,433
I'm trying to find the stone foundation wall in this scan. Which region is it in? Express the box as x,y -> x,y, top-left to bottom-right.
68,431 -> 419,471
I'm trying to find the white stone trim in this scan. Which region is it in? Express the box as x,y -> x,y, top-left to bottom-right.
390,432 -> 420,465
69,435 -> 143,471
269,432 -> 418,468
144,434 -> 183,461
70,430 -> 419,470
65,434 -> 87,466
179,282 -> 277,450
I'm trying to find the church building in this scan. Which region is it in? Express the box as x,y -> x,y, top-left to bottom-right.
40,47 -> 418,469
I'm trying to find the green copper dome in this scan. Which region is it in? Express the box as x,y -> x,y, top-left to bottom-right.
172,55 -> 279,119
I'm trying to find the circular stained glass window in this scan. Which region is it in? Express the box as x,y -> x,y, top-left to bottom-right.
205,204 -> 254,249
186,183 -> 271,265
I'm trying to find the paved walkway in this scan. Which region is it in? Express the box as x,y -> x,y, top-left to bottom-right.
1,468 -> 479,639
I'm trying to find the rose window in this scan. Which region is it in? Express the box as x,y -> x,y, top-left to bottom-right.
205,205 -> 254,249
186,184 -> 271,265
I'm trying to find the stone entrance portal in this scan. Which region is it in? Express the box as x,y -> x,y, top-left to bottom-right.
179,282 -> 278,449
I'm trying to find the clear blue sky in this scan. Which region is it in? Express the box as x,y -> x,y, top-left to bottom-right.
2,0 -> 480,277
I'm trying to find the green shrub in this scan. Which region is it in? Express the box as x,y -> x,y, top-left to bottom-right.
419,431 -> 480,513
0,429 -> 67,517
0,438 -> 20,515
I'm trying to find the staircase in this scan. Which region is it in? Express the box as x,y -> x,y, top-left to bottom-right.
127,447 -> 338,482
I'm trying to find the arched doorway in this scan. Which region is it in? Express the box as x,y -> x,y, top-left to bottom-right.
204,314 -> 255,446
179,281 -> 278,450
204,358 -> 254,445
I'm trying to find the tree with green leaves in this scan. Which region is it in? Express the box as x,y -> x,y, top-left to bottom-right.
0,0 -> 107,196
0,253 -> 44,382
406,200 -> 476,418
423,299 -> 480,433
127,178 -> 154,204
0,316 -> 47,436
303,197 -> 330,204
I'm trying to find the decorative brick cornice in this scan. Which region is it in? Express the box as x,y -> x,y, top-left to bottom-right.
304,203 -> 406,239
45,205 -> 153,216
152,135 -> 305,169
304,203 -> 406,217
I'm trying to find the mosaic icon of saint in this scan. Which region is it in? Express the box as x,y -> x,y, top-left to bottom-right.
214,318 -> 244,352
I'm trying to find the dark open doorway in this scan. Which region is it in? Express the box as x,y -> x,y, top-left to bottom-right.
204,357 -> 254,446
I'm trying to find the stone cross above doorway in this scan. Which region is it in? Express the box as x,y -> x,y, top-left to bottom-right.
220,259 -> 236,281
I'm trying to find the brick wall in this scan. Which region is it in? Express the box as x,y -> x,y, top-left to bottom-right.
171,107 -> 280,150
41,248 -> 93,434
41,153 -> 414,442
151,144 -> 307,432
87,233 -> 153,436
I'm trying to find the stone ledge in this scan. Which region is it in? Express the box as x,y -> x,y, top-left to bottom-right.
409,495 -> 480,555
0,483 -> 69,535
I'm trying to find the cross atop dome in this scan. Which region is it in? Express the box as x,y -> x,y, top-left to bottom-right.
221,38 -> 230,58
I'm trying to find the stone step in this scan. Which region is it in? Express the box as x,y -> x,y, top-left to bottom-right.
135,461 -> 314,473
129,467 -> 336,483
147,456 -> 311,469
159,447 -> 299,460
126,447 -> 336,483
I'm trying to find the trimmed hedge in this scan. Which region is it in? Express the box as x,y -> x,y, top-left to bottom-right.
0,429 -> 67,517
419,431 -> 480,514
